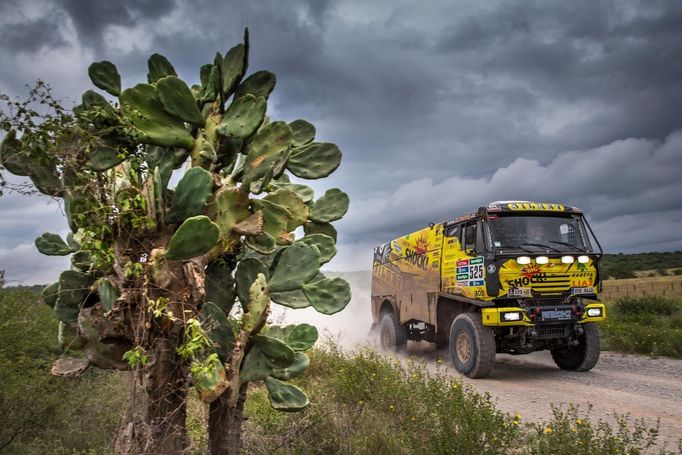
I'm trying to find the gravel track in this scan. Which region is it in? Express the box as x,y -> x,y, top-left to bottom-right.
408,344 -> 682,450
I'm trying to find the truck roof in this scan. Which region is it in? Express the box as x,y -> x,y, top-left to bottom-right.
484,201 -> 582,214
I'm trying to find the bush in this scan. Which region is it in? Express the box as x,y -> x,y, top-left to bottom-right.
0,288 -> 127,454
602,296 -> 682,358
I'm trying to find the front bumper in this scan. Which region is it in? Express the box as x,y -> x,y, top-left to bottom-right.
481,302 -> 606,327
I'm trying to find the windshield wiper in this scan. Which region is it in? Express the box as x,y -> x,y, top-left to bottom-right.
519,242 -> 562,253
500,244 -> 536,254
548,240 -> 586,253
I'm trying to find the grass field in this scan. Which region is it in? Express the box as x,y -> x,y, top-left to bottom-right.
600,274 -> 682,301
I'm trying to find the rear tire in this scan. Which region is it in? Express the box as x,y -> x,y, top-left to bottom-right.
379,312 -> 407,352
551,323 -> 601,372
449,313 -> 496,378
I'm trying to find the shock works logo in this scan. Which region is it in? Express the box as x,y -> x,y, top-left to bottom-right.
521,264 -> 542,279
414,235 -> 429,254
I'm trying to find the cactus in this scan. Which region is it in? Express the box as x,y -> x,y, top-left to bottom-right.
147,53 -> 177,83
165,215 -> 220,260
265,376 -> 309,412
286,142 -> 342,179
166,167 -> 214,223
309,188 -> 350,222
35,233 -> 74,256
119,83 -> 195,149
88,60 -> 121,96
2,31 -> 352,454
289,119 -> 316,147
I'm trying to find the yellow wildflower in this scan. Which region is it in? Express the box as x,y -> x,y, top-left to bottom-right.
544,426 -> 552,434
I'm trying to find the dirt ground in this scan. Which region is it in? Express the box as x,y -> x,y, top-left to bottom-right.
406,344 -> 682,450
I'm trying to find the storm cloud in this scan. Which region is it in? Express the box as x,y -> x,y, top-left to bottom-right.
1,0 -> 681,283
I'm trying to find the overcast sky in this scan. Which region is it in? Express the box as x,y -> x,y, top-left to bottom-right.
1,0 -> 682,284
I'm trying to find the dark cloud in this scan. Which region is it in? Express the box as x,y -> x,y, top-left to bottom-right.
60,0 -> 177,44
0,18 -> 65,53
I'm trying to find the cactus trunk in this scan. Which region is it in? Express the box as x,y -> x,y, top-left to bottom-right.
208,383 -> 248,455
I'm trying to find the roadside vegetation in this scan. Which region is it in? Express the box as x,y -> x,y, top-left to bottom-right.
601,252 -> 682,279
601,296 -> 682,358
2,287 -> 678,454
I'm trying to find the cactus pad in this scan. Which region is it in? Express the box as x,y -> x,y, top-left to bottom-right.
200,302 -> 234,362
268,243 -> 320,292
295,234 -> 336,265
221,43 -> 247,97
240,346 -> 272,383
284,323 -> 318,351
254,335 -> 295,368
166,167 -> 213,224
289,119 -> 316,147
287,142 -> 342,179
242,273 -> 269,333
270,181 -> 315,203
155,75 -> 204,126
265,376 -> 309,412
309,188 -> 350,223
35,233 -> 74,256
165,216 -> 220,261
235,258 -> 269,310
235,70 -> 276,100
252,199 -> 294,245
271,352 -> 310,381
217,94 -> 267,139
147,53 -> 177,83
302,277 -> 351,315
269,289 -> 310,309
43,282 -> 60,308
242,121 -> 293,191
88,60 -> 121,96
97,278 -> 119,312
0,130 -> 29,176
264,188 -> 309,231
205,260 -> 237,314
119,83 -> 194,149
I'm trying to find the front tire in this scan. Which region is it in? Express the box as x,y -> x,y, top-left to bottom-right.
449,313 -> 496,378
379,312 -> 407,352
551,323 -> 601,371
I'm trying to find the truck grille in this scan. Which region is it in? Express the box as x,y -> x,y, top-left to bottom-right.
536,326 -> 571,339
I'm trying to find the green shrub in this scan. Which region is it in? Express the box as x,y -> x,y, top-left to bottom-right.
602,296 -> 682,358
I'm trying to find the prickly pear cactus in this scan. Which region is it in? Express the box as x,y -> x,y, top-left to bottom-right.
0,28 -> 351,433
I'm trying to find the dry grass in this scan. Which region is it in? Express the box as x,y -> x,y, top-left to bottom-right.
600,274 -> 682,301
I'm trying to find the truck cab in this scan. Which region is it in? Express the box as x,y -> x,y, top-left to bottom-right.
371,201 -> 606,378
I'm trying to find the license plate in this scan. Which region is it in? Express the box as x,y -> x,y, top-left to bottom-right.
571,287 -> 595,295
508,287 -> 532,297
540,309 -> 572,321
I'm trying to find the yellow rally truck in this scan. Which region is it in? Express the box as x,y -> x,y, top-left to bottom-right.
371,201 -> 606,378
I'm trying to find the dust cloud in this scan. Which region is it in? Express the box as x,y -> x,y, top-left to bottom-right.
272,271 -> 374,349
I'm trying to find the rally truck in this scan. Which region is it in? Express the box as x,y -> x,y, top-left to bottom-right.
370,201 -> 606,378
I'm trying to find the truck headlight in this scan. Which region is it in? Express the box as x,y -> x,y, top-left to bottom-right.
536,256 -> 549,264
586,308 -> 602,317
517,256 -> 531,265
502,312 -> 522,321
561,255 -> 574,264
577,255 -> 590,263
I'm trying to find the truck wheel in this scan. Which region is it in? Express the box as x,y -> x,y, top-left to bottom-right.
379,312 -> 407,352
449,313 -> 496,378
551,323 -> 601,372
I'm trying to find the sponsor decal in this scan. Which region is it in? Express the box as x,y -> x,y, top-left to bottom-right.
403,248 -> 429,270
455,256 -> 485,286
414,235 -> 429,254
487,264 -> 497,273
521,264 -> 542,279
506,272 -> 549,288
507,202 -> 565,211
576,262 -> 588,272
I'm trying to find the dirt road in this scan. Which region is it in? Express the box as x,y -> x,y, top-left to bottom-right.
409,345 -> 682,449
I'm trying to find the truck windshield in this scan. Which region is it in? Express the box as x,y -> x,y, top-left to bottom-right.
487,215 -> 592,252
